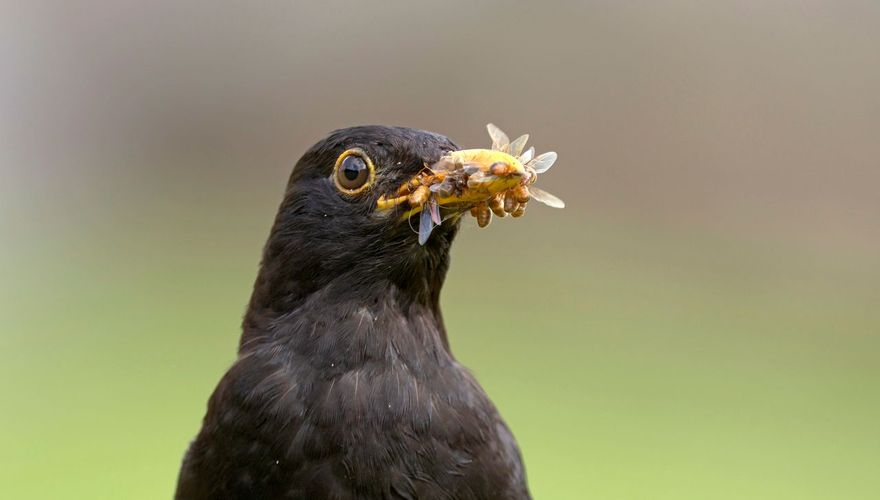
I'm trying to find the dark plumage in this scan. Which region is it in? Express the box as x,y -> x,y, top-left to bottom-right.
176,126 -> 530,499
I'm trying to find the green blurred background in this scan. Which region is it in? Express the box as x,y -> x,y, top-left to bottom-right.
2,1 -> 879,498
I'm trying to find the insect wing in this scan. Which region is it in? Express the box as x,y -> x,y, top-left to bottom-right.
462,164 -> 481,175
528,186 -> 565,208
418,203 -> 436,245
531,152 -> 557,173
429,198 -> 441,224
508,134 -> 529,157
467,171 -> 498,188
431,156 -> 457,172
486,123 -> 510,152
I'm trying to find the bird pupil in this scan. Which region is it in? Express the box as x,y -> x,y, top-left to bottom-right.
343,156 -> 365,180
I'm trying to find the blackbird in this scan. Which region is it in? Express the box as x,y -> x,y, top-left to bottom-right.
176,126 -> 535,499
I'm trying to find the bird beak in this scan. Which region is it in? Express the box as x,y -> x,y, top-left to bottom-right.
377,149 -> 527,216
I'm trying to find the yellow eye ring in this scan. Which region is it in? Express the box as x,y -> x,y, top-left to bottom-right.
332,148 -> 376,195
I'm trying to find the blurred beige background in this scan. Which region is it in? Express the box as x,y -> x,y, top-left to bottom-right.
2,1 -> 878,499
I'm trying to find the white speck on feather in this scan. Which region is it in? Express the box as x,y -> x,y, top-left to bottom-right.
355,307 -> 373,335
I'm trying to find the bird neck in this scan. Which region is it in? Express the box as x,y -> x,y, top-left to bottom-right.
240,275 -> 453,371
241,249 -> 455,360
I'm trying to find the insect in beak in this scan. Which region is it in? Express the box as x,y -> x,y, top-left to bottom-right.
377,123 -> 564,245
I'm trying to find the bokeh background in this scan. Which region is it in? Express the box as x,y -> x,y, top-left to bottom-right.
2,1 -> 879,498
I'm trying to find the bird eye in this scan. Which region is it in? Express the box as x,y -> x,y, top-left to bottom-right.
333,149 -> 375,194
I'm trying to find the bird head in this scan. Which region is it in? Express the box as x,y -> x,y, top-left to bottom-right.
245,125 -> 558,327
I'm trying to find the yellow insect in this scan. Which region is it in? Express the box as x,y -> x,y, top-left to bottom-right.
377,123 -> 564,245
453,124 -> 564,227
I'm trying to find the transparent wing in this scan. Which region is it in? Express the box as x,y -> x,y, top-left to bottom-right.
508,134 -> 529,157
530,151 -> 557,173
429,179 -> 454,197
519,146 -> 535,164
429,198 -> 441,224
430,156 -> 457,172
462,164 -> 481,175
528,186 -> 565,208
418,202 -> 436,245
467,171 -> 498,188
486,123 -> 510,151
